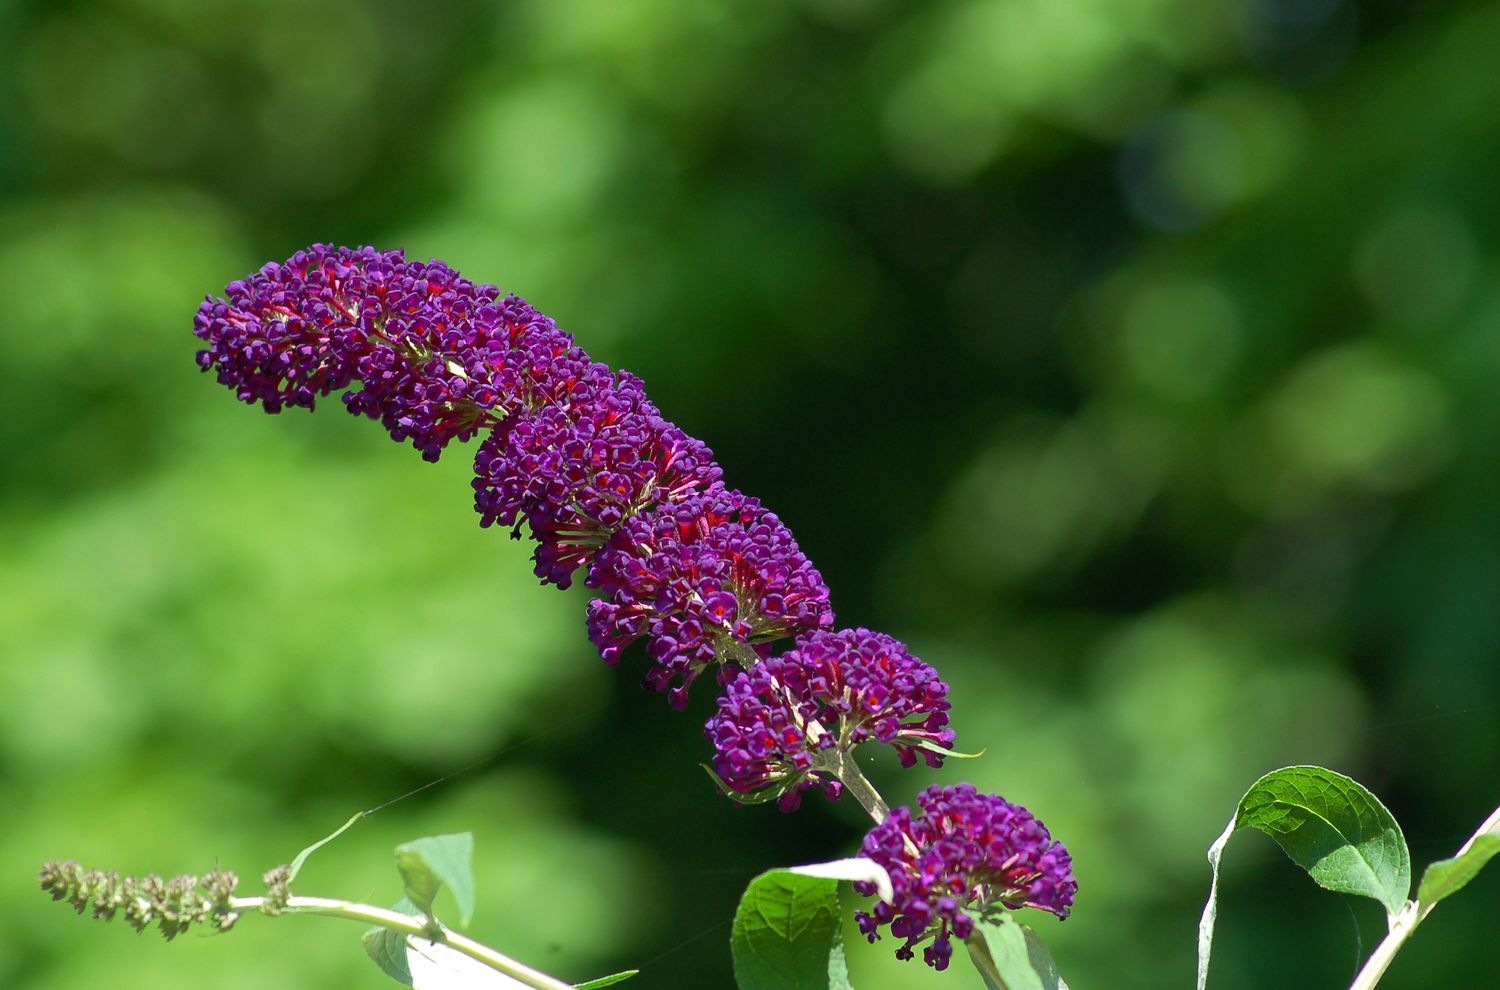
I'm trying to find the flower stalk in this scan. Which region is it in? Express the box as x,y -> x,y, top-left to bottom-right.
39,859 -> 577,990
245,896 -> 574,990
814,746 -> 889,823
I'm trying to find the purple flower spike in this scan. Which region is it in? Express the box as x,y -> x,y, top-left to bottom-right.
472,371 -> 722,588
194,244 -> 581,461
853,784 -> 1077,970
193,245 -> 394,413
586,488 -> 834,708
706,628 -> 954,808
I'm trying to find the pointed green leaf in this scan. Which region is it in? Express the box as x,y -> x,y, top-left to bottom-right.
1196,766 -> 1410,990
731,868 -> 853,990
288,811 -> 366,883
966,915 -> 1069,990
395,833 -> 476,928
1416,805 -> 1500,913
827,932 -> 850,989
907,738 -> 987,760
363,898 -> 421,986
396,857 -> 441,925
574,970 -> 640,989
364,928 -> 414,986
701,765 -> 797,806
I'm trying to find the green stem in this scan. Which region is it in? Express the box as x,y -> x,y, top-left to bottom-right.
717,637 -> 761,670
714,637 -> 892,824
810,745 -> 888,824
1346,900 -> 1419,990
231,895 -> 576,990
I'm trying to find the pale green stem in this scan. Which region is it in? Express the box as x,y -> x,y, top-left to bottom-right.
1346,900 -> 1420,990
1346,802 -> 1500,990
809,743 -> 888,824
729,641 -> 891,825
717,637 -> 762,670
231,895 -> 575,990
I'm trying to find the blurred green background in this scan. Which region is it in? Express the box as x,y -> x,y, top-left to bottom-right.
2,0 -> 1497,987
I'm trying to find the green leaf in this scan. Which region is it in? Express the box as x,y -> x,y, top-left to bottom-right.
907,738 -> 987,760
574,970 -> 640,989
731,868 -> 853,990
1416,806 -> 1500,912
287,810 -> 366,883
967,915 -> 1069,990
827,934 -> 850,989
701,764 -> 796,805
1196,766 -> 1410,990
1235,766 -> 1411,914
395,833 -> 476,929
364,928 -> 414,986
363,898 -> 421,986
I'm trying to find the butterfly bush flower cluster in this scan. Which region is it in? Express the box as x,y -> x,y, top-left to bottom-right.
194,244 -> 1076,969
854,783 -> 1078,969
706,628 -> 954,810
589,489 -> 835,707
472,370 -> 722,588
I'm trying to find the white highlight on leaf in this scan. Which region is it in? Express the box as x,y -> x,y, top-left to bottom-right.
407,938 -> 530,990
787,857 -> 894,904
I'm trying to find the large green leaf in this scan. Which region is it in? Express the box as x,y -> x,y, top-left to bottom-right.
1196,766 -> 1410,990
731,868 -> 853,990
966,916 -> 1070,990
395,833 -> 477,929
